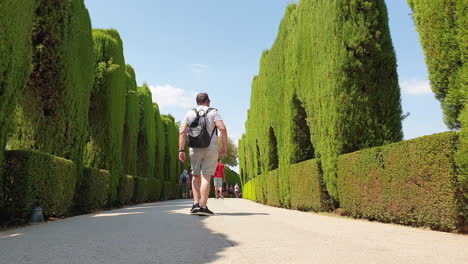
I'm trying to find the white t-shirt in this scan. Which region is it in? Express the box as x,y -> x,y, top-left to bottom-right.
181,106 -> 223,148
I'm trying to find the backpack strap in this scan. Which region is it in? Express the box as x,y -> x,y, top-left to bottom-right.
206,108 -> 219,138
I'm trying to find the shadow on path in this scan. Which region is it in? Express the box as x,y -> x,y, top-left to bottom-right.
0,199 -> 240,264
215,212 -> 269,216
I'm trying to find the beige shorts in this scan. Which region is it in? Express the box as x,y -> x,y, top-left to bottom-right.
190,147 -> 219,176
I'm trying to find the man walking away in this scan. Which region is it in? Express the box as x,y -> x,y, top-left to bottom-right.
179,169 -> 189,199
214,161 -> 225,199
178,93 -> 227,216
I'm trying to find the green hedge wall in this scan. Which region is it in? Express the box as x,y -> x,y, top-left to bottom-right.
1,150 -> 76,223
122,65 -> 139,176
163,181 -> 179,200
137,84 -> 156,179
153,103 -> 165,181
118,175 -> 135,205
85,29 -> 127,204
457,107 -> 468,208
242,179 -> 256,201
407,0 -> 467,129
240,0 -> 403,203
337,132 -> 464,231
0,0 -> 36,183
266,170 -> 281,207
133,177 -> 149,203
225,167 -> 241,186
10,0 -> 94,172
161,115 -> 178,183
75,168 -> 110,213
147,178 -> 162,201
290,159 -> 333,212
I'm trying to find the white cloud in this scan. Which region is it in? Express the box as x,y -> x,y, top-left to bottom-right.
149,84 -> 197,109
400,79 -> 433,95
191,64 -> 209,73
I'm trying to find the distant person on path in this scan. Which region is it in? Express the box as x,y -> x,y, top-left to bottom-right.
188,169 -> 193,198
228,185 -> 234,198
222,179 -> 228,198
179,169 -> 189,199
179,93 -> 228,216
214,161 -> 226,199
234,183 -> 240,198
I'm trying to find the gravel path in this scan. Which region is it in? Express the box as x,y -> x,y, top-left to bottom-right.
0,199 -> 466,263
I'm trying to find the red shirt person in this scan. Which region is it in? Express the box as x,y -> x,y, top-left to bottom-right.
214,162 -> 225,199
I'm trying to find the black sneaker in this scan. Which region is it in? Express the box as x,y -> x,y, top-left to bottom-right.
190,203 -> 200,214
197,206 -> 214,216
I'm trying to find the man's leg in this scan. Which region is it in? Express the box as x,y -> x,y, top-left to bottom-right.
218,187 -> 224,198
192,175 -> 201,205
199,174 -> 212,207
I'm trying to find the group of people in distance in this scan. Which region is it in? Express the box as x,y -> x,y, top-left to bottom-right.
178,92 -> 240,216
179,160 -> 242,201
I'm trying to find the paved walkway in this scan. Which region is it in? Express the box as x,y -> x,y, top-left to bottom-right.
0,199 -> 467,264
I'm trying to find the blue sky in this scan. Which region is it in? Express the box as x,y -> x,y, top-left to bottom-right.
85,0 -> 447,144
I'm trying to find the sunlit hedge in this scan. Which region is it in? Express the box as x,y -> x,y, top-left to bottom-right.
239,0 -> 403,204
123,65 -> 139,176
137,84 -> 156,179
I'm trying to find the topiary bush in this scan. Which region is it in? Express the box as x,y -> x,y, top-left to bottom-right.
153,103 -> 165,181
0,0 -> 36,188
266,170 -> 281,207
147,178 -> 162,202
242,179 -> 257,201
118,175 -> 135,205
407,0 -> 467,129
240,0 -> 403,203
1,150 -> 76,223
75,167 -> 110,213
290,159 -> 333,212
84,29 -> 127,205
122,65 -> 139,176
136,84 -> 156,179
337,132 -> 464,231
10,0 -> 94,171
133,177 -> 149,203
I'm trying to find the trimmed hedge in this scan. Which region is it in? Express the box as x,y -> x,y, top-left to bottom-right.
290,159 -> 333,212
0,0 -> 35,182
457,106 -> 468,208
147,178 -> 162,202
337,132 -> 464,231
75,168 -> 110,213
122,65 -> 139,176
240,0 -> 403,203
133,177 -> 149,203
163,181 -> 179,200
153,103 -> 165,180
85,29 -> 127,204
242,179 -> 257,201
136,84 -> 156,179
10,0 -> 94,170
118,175 -> 135,205
1,150 -> 76,223
266,170 -> 281,207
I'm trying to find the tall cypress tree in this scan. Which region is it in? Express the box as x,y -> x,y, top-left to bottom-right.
0,0 -> 36,189
136,84 -> 156,179
122,65 -> 139,176
240,0 -> 403,202
407,0 -> 467,129
84,29 -> 127,204
9,0 -> 94,169
153,103 -> 165,180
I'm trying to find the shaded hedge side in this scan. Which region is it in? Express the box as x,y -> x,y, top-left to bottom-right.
0,0 -> 36,184
337,132 -> 464,231
1,150 -> 76,223
75,168 -> 110,213
118,175 -> 135,205
290,159 -> 333,212
240,0 -> 403,203
407,0 -> 467,129
10,0 -> 94,173
136,84 -> 156,179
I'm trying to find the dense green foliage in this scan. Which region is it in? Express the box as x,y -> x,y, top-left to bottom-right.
10,0 -> 94,170
163,181 -> 179,200
407,0 -> 467,128
118,175 -> 135,205
136,84 -> 156,178
0,0 -> 36,183
219,137 -> 239,167
337,132 -> 464,231
1,150 -> 76,223
84,29 -> 127,204
457,107 -> 468,205
133,177 -> 149,203
225,167 -> 241,186
75,168 -> 110,213
154,104 -> 165,180
122,65 -> 139,176
290,160 -> 333,212
161,115 -> 178,183
239,0 -> 403,204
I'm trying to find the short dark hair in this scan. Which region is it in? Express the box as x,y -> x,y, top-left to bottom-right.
196,93 -> 210,105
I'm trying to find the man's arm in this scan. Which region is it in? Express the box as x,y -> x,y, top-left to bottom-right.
179,123 -> 188,163
215,120 -> 227,156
